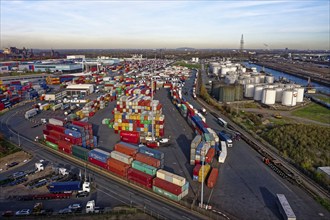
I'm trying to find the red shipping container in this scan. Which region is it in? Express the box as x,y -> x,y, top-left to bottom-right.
43,130 -> 50,136
72,121 -> 90,130
114,141 -> 138,157
58,140 -> 72,154
127,168 -> 153,188
46,135 -> 58,144
193,164 -> 201,176
46,124 -> 66,133
88,157 -> 108,169
205,148 -> 216,164
48,130 -> 62,139
135,153 -> 161,168
207,168 -> 219,188
153,178 -> 182,196
119,131 -> 140,145
0,103 -> 5,111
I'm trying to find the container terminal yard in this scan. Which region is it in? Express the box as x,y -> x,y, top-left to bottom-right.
0,56 -> 329,220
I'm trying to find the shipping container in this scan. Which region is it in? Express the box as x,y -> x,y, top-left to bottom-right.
156,169 -> 186,186
127,168 -> 153,188
135,153 -> 162,168
72,145 -> 89,161
205,148 -> 215,164
49,118 -> 65,127
45,141 -> 58,151
114,141 -> 139,157
107,158 -> 130,178
58,140 -> 72,154
132,160 -> 157,176
88,149 -> 111,163
152,186 -> 188,202
88,156 -> 108,169
207,168 -> 219,188
120,131 -> 140,144
110,151 -> 133,165
138,146 -> 164,160
198,164 -> 211,183
153,177 -> 189,196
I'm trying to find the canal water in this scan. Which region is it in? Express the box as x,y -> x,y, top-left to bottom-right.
244,62 -> 330,95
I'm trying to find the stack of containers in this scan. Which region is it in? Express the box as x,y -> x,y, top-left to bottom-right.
112,96 -> 165,138
195,142 -> 210,165
131,160 -> 157,176
135,153 -> 163,169
138,146 -> 164,167
127,168 -> 153,188
190,135 -> 202,165
107,158 -> 130,178
114,142 -> 139,158
88,149 -> 111,169
71,121 -> 94,148
110,151 -> 134,165
153,169 -> 189,201
198,164 -> 211,183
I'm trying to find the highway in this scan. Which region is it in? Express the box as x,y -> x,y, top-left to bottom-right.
0,103 -> 210,220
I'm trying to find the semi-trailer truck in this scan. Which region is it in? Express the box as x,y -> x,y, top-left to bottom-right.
218,131 -> 233,147
48,181 -> 90,193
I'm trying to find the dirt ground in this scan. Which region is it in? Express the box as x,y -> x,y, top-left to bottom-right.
0,151 -> 32,173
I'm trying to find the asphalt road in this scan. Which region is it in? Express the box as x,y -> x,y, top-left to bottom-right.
0,103 -> 209,220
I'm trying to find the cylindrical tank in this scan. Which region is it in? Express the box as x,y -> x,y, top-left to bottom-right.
275,87 -> 284,102
282,89 -> 297,106
259,75 -> 265,83
265,75 -> 275,84
254,85 -> 264,101
284,84 -> 295,89
225,74 -> 237,84
261,88 -> 276,105
253,76 -> 260,84
244,84 -> 255,98
296,87 -> 305,102
241,67 -> 246,73
221,67 -> 229,75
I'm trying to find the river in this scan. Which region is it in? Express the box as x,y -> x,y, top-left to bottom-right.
244,62 -> 330,95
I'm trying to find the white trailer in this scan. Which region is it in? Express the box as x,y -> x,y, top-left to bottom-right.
276,194 -> 296,220
25,109 -> 38,119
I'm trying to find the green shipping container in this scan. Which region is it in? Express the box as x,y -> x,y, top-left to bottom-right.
45,141 -> 58,150
72,145 -> 89,161
152,186 -> 181,202
132,161 -> 157,176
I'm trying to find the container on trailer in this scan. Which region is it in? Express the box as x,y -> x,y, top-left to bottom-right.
205,148 -> 215,164
119,131 -> 140,144
49,118 -> 65,127
207,168 -> 219,188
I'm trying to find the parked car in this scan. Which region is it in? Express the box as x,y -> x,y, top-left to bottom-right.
15,209 -> 30,216
68,203 -> 82,212
76,191 -> 89,198
58,208 -> 72,215
158,138 -> 169,144
7,162 -> 19,168
2,211 -> 14,217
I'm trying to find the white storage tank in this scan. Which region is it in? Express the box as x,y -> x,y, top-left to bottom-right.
254,85 -> 264,101
275,87 -> 284,102
225,74 -> 237,84
262,88 -> 276,105
284,84 -> 295,89
296,87 -> 305,102
259,75 -> 266,83
265,75 -> 275,84
252,76 -> 260,84
244,84 -> 255,98
221,67 -> 230,75
282,89 -> 298,106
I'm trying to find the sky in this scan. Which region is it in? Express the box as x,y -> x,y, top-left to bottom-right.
1,0 -> 329,50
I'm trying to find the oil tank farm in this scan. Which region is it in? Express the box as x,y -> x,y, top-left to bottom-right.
211,82 -> 243,102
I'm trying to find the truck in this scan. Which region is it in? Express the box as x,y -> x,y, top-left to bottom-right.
86,200 -> 103,214
51,103 -> 63,111
200,108 -> 207,115
218,131 -> 233,147
25,109 -> 38,119
19,192 -> 72,201
35,163 -> 44,172
48,181 -> 90,193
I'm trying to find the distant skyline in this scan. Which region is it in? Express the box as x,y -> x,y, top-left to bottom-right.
1,0 -> 329,50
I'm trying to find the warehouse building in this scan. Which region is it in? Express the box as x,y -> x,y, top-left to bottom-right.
44,90 -> 67,102
66,84 -> 94,98
34,63 -> 82,73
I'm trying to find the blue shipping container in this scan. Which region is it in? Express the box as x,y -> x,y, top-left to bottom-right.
67,124 -> 85,134
64,129 -> 82,138
88,149 -> 111,163
139,146 -> 164,160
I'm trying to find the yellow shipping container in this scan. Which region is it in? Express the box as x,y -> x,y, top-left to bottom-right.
198,164 -> 211,183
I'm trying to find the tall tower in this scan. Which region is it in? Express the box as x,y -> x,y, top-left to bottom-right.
240,34 -> 244,53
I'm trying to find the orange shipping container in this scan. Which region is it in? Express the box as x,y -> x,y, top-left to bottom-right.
135,153 -> 161,168
107,158 -> 130,174
114,142 -> 138,157
205,148 -> 216,164
207,168 -> 219,188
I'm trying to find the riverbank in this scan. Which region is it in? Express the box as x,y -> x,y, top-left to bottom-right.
256,61 -> 330,87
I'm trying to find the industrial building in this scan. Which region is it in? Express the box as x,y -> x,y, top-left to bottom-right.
211,82 -> 243,102
317,167 -> 330,181
44,90 -> 67,102
34,63 -> 82,73
66,84 -> 94,98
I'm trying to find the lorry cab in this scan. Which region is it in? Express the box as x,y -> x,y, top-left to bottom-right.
86,200 -> 95,213
81,182 -> 91,193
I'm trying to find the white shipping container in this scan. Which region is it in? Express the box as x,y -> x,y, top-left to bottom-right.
156,169 -> 186,187
110,151 -> 133,165
48,118 -> 64,126
52,103 -> 63,111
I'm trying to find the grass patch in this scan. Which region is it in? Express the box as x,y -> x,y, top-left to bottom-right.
315,196 -> 330,213
313,94 -> 330,103
0,138 -> 21,158
292,103 -> 330,123
241,102 -> 260,109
